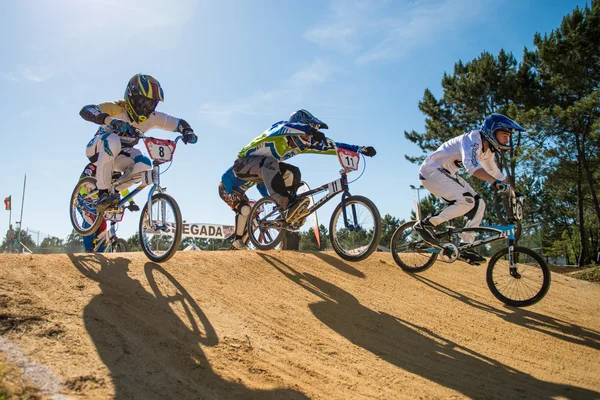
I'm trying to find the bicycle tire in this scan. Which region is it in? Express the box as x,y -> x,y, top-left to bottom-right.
390,220 -> 438,272
329,195 -> 382,261
110,238 -> 129,253
247,196 -> 286,250
486,246 -> 551,307
69,177 -> 104,235
139,193 -> 182,263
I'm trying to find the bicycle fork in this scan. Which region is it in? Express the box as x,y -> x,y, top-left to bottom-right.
507,237 -> 521,278
145,164 -> 167,232
340,191 -> 360,231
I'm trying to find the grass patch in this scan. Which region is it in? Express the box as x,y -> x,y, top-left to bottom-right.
570,267 -> 600,283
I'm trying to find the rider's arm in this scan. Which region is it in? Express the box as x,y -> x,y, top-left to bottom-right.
479,157 -> 505,181
471,168 -> 501,184
460,131 -> 505,183
79,101 -> 128,125
147,111 -> 193,134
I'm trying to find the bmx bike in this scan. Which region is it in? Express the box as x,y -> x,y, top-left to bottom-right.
92,213 -> 129,253
70,133 -> 185,263
247,143 -> 382,262
390,191 -> 550,307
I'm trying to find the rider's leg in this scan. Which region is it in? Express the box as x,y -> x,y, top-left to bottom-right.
233,156 -> 288,204
460,194 -> 485,243
218,182 -> 249,250
415,168 -> 476,244
280,162 -> 301,192
87,133 -> 121,211
421,169 -> 477,226
114,148 -> 151,210
114,148 -> 151,190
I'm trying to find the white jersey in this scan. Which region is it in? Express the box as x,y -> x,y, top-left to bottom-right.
420,130 -> 505,181
95,101 -> 181,146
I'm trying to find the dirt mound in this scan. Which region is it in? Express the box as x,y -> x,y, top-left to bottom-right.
0,251 -> 599,399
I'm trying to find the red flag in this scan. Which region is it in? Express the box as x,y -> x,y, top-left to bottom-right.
4,195 -> 10,211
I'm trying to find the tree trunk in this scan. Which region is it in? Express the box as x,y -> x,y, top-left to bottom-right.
576,172 -> 589,266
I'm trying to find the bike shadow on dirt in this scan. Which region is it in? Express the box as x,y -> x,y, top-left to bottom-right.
68,254 -> 308,400
408,272 -> 600,351
258,253 -> 599,400
310,252 -> 365,278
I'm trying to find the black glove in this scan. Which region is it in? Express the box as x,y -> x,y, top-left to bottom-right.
308,128 -> 326,143
493,180 -> 510,193
110,119 -> 136,137
182,130 -> 198,144
361,146 -> 377,157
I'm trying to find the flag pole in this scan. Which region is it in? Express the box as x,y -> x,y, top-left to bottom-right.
17,174 -> 26,252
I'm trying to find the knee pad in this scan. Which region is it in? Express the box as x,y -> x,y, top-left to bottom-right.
464,195 -> 485,220
270,173 -> 288,198
236,212 -> 249,237
280,163 -> 301,188
238,204 -> 251,216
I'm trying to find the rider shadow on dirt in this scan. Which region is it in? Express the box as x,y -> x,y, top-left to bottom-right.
258,253 -> 599,400
68,254 -> 308,400
310,252 -> 365,278
408,273 -> 600,351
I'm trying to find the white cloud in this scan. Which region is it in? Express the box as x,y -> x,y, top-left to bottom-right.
306,0 -> 487,65
198,60 -> 338,128
18,66 -> 55,83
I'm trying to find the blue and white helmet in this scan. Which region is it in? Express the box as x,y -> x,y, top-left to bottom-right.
481,113 -> 525,152
289,109 -> 329,129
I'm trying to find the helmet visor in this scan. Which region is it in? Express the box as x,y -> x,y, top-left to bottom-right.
132,95 -> 159,117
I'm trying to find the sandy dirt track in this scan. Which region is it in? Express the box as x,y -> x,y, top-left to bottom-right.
0,251 -> 599,399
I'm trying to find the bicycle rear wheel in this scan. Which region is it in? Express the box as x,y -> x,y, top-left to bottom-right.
139,193 -> 182,263
109,238 -> 129,252
390,220 -> 438,272
486,246 -> 551,307
247,196 -> 286,250
69,177 -> 104,235
329,195 -> 382,261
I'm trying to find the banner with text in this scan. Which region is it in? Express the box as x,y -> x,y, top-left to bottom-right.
171,223 -> 234,239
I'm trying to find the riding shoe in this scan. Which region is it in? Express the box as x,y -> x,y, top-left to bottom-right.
285,197 -> 311,222
413,218 -> 439,246
459,249 -> 486,264
231,238 -> 248,250
127,202 -> 140,212
96,190 -> 119,212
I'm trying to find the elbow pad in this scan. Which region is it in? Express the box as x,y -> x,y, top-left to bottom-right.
80,105 -> 109,125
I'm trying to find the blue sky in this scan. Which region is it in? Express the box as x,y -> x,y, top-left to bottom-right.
0,0 -> 590,243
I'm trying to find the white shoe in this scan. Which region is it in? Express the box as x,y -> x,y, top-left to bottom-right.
232,239 -> 248,250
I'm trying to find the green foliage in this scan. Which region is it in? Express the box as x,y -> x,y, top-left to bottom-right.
380,214 -> 404,248
402,1 -> 600,265
126,232 -> 142,252
300,224 -> 328,251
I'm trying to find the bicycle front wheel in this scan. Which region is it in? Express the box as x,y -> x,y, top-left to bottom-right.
109,238 -> 129,253
329,195 -> 382,261
390,221 -> 438,272
486,246 -> 551,307
69,177 -> 104,236
247,197 -> 286,250
139,193 -> 182,263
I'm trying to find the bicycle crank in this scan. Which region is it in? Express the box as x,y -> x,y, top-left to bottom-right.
439,243 -> 459,263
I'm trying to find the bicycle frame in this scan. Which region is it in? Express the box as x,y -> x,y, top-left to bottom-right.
293,172 -> 355,228
434,193 -> 525,273
93,221 -> 119,252
105,135 -> 182,232
284,144 -> 364,230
